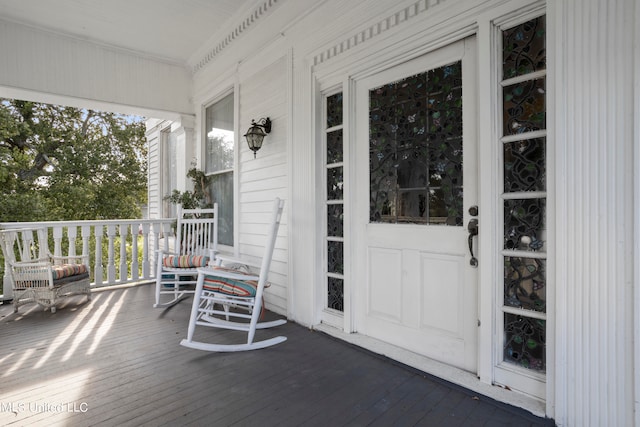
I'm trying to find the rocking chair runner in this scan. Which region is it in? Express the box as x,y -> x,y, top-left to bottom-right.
0,227 -> 91,313
180,197 -> 286,352
154,204 -> 218,308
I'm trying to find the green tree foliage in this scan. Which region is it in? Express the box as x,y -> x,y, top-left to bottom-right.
0,99 -> 147,221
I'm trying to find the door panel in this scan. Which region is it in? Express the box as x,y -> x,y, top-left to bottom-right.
355,37 -> 478,372
421,252 -> 464,336
368,247 -> 402,322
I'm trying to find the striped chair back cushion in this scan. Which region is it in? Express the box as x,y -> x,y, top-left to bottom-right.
162,255 -> 209,268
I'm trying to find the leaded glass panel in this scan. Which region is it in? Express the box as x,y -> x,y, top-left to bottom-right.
327,241 -> 344,274
500,14 -> 547,380
430,187 -> 463,225
327,277 -> 344,311
504,138 -> 546,192
327,93 -> 343,129
503,78 -> 546,135
397,190 -> 428,223
503,16 -> 546,79
504,313 -> 546,372
327,167 -> 344,200
397,143 -> 428,188
327,204 -> 344,237
324,90 -> 344,314
504,257 -> 546,312
327,130 -> 343,164
369,61 -> 463,226
504,198 -> 546,251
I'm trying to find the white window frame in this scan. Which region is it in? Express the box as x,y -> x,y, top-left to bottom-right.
202,87 -> 238,252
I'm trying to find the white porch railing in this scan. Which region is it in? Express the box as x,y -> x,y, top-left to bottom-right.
0,219 -> 175,300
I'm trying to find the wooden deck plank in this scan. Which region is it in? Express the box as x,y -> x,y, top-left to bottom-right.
0,284 -> 554,426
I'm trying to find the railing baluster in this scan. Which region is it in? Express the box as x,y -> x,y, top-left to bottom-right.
131,223 -> 139,281
53,226 -> 63,261
81,225 -> 91,260
107,224 -> 117,284
141,223 -> 150,279
68,226 -> 77,258
95,225 -> 104,286
119,224 -> 128,282
151,222 -> 162,281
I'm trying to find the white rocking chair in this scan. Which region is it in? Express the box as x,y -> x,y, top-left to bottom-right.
181,198 -> 286,352
154,204 -> 218,308
0,227 -> 91,313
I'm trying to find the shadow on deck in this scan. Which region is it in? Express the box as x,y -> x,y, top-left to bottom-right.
0,284 -> 554,426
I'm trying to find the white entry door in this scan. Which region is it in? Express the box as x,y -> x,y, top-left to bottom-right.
354,37 -> 478,372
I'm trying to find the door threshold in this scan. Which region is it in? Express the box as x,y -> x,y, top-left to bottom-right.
313,323 -> 546,418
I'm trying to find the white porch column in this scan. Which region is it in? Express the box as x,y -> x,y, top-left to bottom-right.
552,0 -> 636,425
288,56 -> 316,326
171,115 -> 196,192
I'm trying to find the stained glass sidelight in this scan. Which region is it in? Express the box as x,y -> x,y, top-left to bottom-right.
327,166 -> 344,200
503,16 -> 546,80
327,93 -> 344,129
504,257 -> 546,312
503,313 -> 546,372
327,241 -> 344,275
327,277 -> 344,311
501,15 -> 547,377
504,138 -> 546,192
325,91 -> 345,313
327,204 -> 344,237
327,130 -> 343,164
503,79 -> 546,136
504,198 -> 546,251
369,61 -> 463,225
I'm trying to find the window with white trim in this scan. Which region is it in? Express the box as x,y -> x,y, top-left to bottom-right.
205,92 -> 234,246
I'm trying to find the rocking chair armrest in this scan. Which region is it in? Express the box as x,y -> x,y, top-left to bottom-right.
156,249 -> 180,256
207,248 -> 219,264
213,254 -> 261,269
10,259 -> 51,268
10,261 -> 55,285
196,267 -> 260,282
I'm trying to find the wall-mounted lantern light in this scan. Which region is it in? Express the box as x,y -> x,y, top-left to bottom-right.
243,117 -> 271,158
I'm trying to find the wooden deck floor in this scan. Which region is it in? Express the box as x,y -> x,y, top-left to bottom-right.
0,284 -> 554,426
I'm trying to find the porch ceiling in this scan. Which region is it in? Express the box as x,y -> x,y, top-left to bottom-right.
0,0 -> 254,64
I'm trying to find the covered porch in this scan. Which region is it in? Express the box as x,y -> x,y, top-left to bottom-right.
1,0 -> 639,425
0,283 -> 551,426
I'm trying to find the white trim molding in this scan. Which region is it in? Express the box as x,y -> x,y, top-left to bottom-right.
191,0 -> 281,74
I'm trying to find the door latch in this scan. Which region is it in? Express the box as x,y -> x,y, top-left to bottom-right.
468,218 -> 478,267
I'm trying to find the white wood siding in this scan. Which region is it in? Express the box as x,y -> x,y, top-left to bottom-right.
0,19 -> 191,116
237,56 -> 289,314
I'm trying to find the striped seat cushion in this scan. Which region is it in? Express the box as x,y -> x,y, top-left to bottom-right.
51,263 -> 88,280
202,266 -> 263,297
162,255 -> 209,268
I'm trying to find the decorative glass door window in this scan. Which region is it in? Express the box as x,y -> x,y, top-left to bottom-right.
325,92 -> 344,312
369,63 -> 463,226
499,16 -> 547,373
